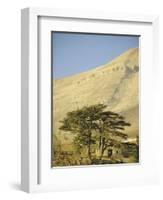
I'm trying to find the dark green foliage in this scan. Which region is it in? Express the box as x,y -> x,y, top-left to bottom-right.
59,104 -> 131,164
121,142 -> 139,162
60,104 -> 107,161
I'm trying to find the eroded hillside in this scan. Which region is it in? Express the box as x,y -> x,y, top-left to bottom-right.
53,48 -> 139,147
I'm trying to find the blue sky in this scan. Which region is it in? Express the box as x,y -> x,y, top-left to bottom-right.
52,32 -> 139,79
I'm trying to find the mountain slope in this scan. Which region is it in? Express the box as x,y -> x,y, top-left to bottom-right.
53,48 -> 139,146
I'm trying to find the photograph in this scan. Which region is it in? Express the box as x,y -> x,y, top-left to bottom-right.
52,32 -> 139,167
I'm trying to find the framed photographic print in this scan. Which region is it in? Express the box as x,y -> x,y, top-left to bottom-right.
52,32 -> 140,167
21,8 -> 159,193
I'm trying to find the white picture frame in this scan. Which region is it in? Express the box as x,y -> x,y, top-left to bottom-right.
21,7 -> 159,193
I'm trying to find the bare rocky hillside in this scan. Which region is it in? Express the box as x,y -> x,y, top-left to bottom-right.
53,48 -> 139,147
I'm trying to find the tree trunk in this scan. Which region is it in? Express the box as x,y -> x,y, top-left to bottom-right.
87,132 -> 92,162
88,145 -> 92,161
98,137 -> 105,160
